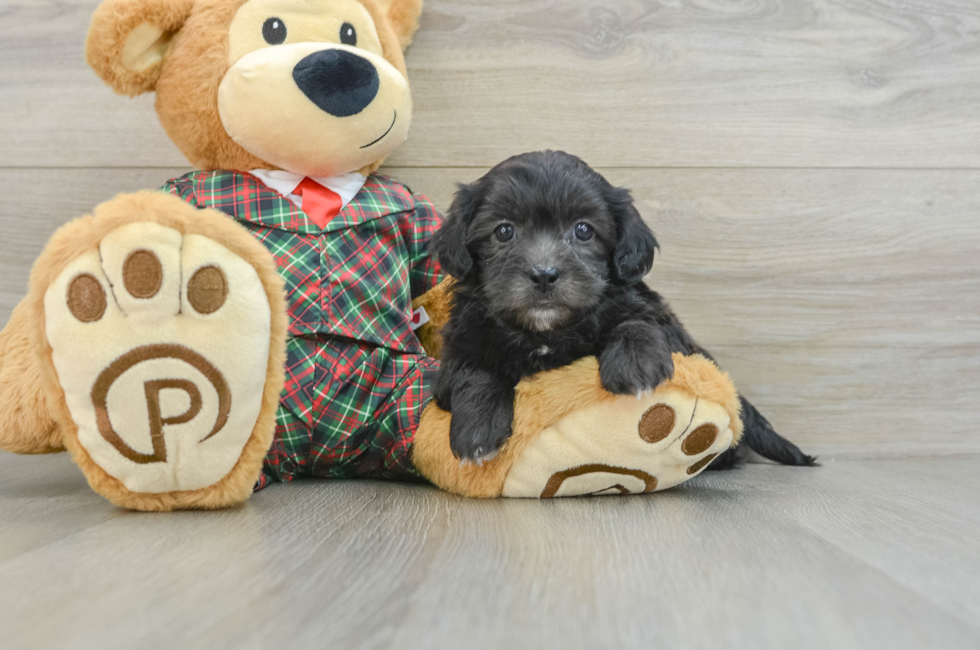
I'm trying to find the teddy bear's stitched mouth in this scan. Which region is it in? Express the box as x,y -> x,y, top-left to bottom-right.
360,110 -> 397,149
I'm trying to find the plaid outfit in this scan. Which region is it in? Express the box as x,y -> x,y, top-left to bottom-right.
162,171 -> 443,489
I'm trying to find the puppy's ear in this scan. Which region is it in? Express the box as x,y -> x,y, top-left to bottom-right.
608,187 -> 659,284
86,0 -> 195,97
432,181 -> 483,279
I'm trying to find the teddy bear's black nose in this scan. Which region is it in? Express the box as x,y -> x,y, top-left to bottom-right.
292,49 -> 379,118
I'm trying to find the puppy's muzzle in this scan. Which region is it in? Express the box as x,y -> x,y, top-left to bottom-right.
529,266 -> 561,292
292,49 -> 379,117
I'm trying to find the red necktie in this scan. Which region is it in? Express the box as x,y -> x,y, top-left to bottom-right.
295,178 -> 343,229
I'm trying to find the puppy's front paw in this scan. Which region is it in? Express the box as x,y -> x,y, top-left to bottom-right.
599,328 -> 674,396
449,403 -> 513,465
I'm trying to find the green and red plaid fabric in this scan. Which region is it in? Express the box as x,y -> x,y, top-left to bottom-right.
265,337 -> 437,484
161,170 -> 444,487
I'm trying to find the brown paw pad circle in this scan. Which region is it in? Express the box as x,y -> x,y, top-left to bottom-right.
187,266 -> 228,314
638,403 -> 676,443
122,249 -> 163,299
67,273 -> 107,323
687,454 -> 718,475
682,423 -> 719,456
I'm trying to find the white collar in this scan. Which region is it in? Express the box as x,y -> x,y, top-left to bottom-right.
249,169 -> 367,211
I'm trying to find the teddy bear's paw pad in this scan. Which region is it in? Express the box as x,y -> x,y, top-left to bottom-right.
501,389 -> 734,498
44,223 -> 272,493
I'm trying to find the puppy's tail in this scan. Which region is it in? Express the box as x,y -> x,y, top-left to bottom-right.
736,396 -> 818,466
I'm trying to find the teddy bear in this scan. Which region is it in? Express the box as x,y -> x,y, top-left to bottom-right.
0,0 -> 808,511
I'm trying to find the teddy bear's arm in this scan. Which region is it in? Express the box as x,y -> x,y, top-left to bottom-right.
402,193 -> 443,298
403,193 -> 451,358
159,176 -> 201,207
411,278 -> 453,359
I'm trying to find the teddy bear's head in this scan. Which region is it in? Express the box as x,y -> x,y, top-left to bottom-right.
87,0 -> 422,177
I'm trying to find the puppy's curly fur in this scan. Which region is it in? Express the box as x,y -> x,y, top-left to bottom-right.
432,151 -> 816,469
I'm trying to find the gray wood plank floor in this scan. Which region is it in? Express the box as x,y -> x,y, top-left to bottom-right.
1,451 -> 978,650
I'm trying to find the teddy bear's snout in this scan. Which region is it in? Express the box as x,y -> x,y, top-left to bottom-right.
292,48 -> 380,118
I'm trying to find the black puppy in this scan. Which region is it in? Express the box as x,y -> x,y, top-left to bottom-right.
431,150 -> 815,469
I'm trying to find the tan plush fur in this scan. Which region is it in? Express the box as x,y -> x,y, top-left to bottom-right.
412,353 -> 743,498
410,277 -> 453,359
86,0 -> 197,97
87,0 -> 421,174
667,353 -> 743,443
371,0 -> 424,50
154,0 -> 264,172
24,192 -> 288,511
0,301 -> 64,454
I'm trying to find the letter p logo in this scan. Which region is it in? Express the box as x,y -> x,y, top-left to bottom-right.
91,344 -> 231,465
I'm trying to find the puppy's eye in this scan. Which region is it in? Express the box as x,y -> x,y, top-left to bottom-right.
494,223 -> 515,242
262,17 -> 287,45
340,22 -> 357,46
573,222 -> 595,242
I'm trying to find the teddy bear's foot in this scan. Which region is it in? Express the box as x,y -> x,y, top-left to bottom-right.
502,388 -> 735,497
30,192 -> 286,510
413,354 -> 744,499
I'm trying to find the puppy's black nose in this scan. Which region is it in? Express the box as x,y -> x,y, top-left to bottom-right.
529,266 -> 560,291
292,49 -> 379,117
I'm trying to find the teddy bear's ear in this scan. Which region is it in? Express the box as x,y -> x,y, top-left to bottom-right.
373,0 -> 424,51
85,0 -> 195,97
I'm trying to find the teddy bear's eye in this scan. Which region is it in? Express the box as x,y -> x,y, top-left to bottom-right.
340,22 -> 357,46
262,17 -> 287,45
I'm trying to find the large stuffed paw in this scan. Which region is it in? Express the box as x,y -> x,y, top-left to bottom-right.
412,353 -> 743,498
502,387 -> 734,497
27,192 -> 286,510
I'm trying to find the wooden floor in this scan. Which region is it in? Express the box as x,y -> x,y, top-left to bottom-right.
2,0 -> 979,647
1,451 -> 978,650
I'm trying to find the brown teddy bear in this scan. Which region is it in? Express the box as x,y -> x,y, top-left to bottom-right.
0,0 -> 755,510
